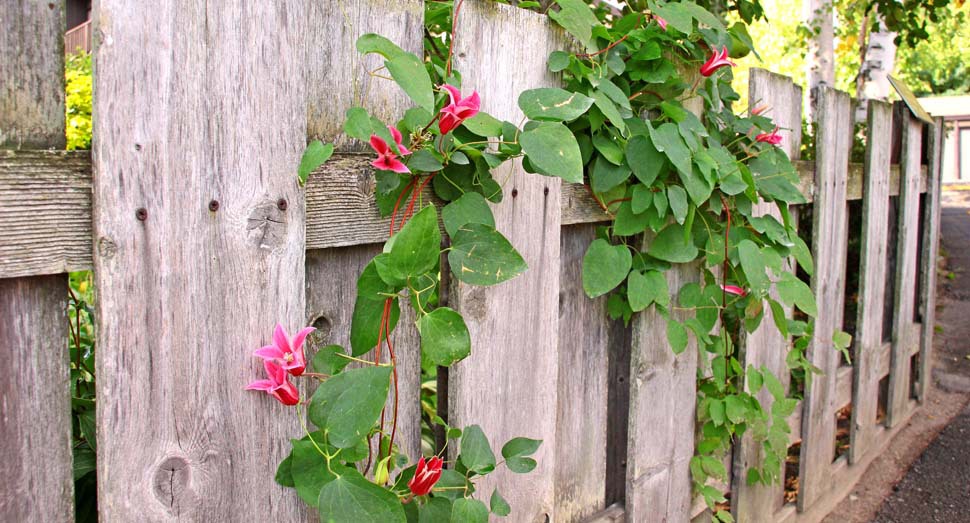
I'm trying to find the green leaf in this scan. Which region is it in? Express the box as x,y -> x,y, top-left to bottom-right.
738,240 -> 770,295
463,112 -> 504,137
308,366 -> 391,448
591,155 -> 632,193
595,78 -> 632,111
628,270 -> 669,312
419,497 -> 454,522
749,148 -> 806,204
435,469 -> 474,500
667,186 -> 689,225
490,489 -> 511,517
626,134 -> 665,186
449,223 -> 528,286
762,368 -> 785,400
591,89 -> 627,131
356,33 -> 407,60
388,62 -> 434,113
518,88 -> 594,122
291,438 -> 338,506
747,366 -> 764,393
582,239 -> 633,298
647,223 -> 699,263
451,498 -> 489,523
520,122 -> 584,183
442,192 -> 495,236
312,345 -> 352,375
725,395 -> 746,424
709,399 -> 726,425
275,452 -> 294,487
667,319 -> 689,354
548,0 -> 600,46
631,184 -> 653,214
776,272 -> 817,317
650,122 -> 692,179
548,50 -> 571,72
345,107 -> 375,141
501,437 -> 542,473
650,1 -> 694,34
459,425 -> 497,474
384,205 -> 442,281
408,149 -> 444,172
317,468 -> 406,523
660,101 -> 688,123
350,295 -> 400,356
613,201 -> 651,236
299,140 -> 334,186
418,307 -> 472,367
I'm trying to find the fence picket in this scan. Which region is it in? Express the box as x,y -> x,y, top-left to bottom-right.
849,100 -> 893,463
447,2 -> 563,520
93,3 -> 309,519
916,118 -> 945,403
0,1 -> 74,521
732,68 -> 803,521
887,109 -> 924,425
798,86 -> 852,511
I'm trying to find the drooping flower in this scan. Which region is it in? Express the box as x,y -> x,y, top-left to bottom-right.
720,284 -> 748,297
369,125 -> 412,174
253,323 -> 314,376
655,15 -> 668,31
246,360 -> 300,406
755,126 -> 783,146
699,46 -> 736,77
407,456 -> 444,496
438,84 -> 480,135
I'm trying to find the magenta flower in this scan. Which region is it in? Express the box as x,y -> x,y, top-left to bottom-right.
246,360 -> 300,406
699,46 -> 736,77
720,284 -> 748,297
408,456 -> 444,496
438,84 -> 480,135
655,15 -> 668,31
755,126 -> 783,146
253,323 -> 314,376
369,125 -> 412,174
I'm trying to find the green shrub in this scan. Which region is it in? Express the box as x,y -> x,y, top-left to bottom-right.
65,51 -> 92,150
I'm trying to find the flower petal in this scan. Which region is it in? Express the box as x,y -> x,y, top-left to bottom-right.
441,84 -> 462,105
369,135 -> 390,155
253,345 -> 285,360
245,379 -> 275,391
273,323 -> 291,353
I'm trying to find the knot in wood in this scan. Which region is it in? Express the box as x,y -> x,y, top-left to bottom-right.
247,199 -> 287,250
153,455 -> 192,514
97,237 -> 118,259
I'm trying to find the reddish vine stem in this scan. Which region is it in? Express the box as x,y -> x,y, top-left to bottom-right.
604,197 -> 632,208
585,183 -> 611,213
390,177 -> 419,235
444,0 -> 465,78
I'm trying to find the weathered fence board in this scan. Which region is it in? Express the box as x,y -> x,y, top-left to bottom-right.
556,224 -> 611,521
798,87 -> 852,511
916,118 -> 945,402
0,2 -> 73,522
887,110 -> 924,426
732,68 -> 803,521
303,0 -> 425,468
92,2 -> 309,519
447,2 -> 563,520
849,100 -> 893,464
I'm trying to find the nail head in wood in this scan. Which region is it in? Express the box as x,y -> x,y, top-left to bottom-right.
277,198 -> 288,211
135,208 -> 148,221
208,200 -> 219,212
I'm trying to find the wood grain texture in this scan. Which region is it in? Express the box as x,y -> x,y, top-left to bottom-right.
625,262 -> 700,522
916,118 -> 945,403
848,100 -> 892,464
305,246 -> 423,465
0,150 -> 92,277
0,3 -> 73,522
556,224 -> 610,521
0,153 -> 929,278
92,2 -> 309,519
306,0 -> 423,151
886,110 -> 923,426
447,3 -> 563,521
798,86 -> 852,512
0,0 -> 65,149
732,68 -> 802,521
0,275 -> 73,522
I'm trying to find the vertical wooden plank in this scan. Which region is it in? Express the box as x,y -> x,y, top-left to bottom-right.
556,224 -> 610,521
93,2 -> 308,519
916,117 -> 945,403
304,0 -> 424,464
448,3 -> 562,520
886,110 -> 923,425
732,68 -> 803,521
848,100 -> 893,464
625,262 -> 700,521
0,2 -> 73,522
797,86 -> 852,511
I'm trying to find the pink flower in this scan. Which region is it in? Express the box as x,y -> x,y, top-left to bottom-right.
408,456 -> 444,496
438,84 -> 480,135
253,323 -> 315,376
246,360 -> 300,406
750,103 -> 770,116
655,15 -> 668,31
720,284 -> 748,297
370,125 -> 412,174
699,46 -> 736,77
755,126 -> 783,146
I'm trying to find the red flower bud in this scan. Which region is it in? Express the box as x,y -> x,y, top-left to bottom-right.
407,456 -> 443,496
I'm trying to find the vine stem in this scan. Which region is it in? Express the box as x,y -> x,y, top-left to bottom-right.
585,183 -> 611,214
575,16 -> 639,59
444,0 -> 465,78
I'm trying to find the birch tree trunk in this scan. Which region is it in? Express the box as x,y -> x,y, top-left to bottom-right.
855,19 -> 898,123
805,0 -> 835,117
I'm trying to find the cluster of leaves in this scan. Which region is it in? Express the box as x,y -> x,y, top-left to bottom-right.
529,0 -> 847,519
65,51 -> 92,151
68,271 -> 97,522
279,31 -> 571,522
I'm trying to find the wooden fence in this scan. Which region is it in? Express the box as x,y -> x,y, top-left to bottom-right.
0,1 -> 943,522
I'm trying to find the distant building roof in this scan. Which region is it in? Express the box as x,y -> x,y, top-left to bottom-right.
917,95 -> 970,118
